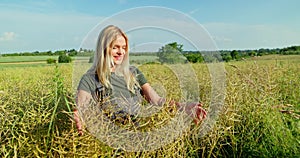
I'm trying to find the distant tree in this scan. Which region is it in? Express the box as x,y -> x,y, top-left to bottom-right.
54,50 -> 66,56
157,42 -> 186,64
68,49 -> 78,56
223,54 -> 232,62
280,46 -> 300,55
230,50 -> 239,60
184,53 -> 204,63
248,51 -> 256,57
167,42 -> 183,52
46,51 -> 53,56
58,54 -> 72,63
33,51 -> 39,55
258,48 -> 269,56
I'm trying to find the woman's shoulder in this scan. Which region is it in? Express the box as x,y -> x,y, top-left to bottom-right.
81,71 -> 95,77
129,65 -> 142,74
80,71 -> 97,82
77,71 -> 99,93
129,65 -> 137,70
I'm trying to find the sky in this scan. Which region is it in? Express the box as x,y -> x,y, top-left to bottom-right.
0,0 -> 299,53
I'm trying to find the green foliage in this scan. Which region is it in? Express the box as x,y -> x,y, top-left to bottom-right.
223,54 -> 232,62
230,50 -> 239,60
58,54 -> 72,63
88,56 -> 94,63
46,58 -> 56,64
157,42 -> 187,64
248,51 -> 257,57
167,42 -> 183,52
54,50 -> 65,56
184,53 -> 204,63
2,49 -> 80,57
225,60 -> 300,157
67,49 -> 78,56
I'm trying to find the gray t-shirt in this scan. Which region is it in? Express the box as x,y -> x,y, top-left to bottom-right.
77,66 -> 147,101
77,66 -> 147,117
77,66 -> 148,122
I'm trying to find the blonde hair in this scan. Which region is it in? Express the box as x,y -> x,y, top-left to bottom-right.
89,25 -> 137,92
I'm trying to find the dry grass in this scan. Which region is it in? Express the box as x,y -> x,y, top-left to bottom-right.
0,55 -> 299,157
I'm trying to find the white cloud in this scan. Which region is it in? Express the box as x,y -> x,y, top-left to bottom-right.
0,32 -> 17,41
0,7 -> 103,53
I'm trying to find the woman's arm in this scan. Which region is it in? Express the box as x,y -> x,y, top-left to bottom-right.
141,83 -> 207,124
74,90 -> 92,136
141,83 -> 165,106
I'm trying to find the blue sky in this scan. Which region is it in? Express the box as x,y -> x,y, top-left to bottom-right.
0,0 -> 299,53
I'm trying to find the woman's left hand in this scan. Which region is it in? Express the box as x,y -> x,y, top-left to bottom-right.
184,102 -> 207,125
169,100 -> 207,125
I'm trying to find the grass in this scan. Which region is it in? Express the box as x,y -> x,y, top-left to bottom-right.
0,56 -> 58,63
0,54 -> 158,67
129,55 -> 159,64
0,55 -> 299,157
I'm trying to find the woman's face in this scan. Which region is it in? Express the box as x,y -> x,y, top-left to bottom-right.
111,35 -> 127,66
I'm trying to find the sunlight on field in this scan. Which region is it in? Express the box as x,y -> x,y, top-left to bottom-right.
0,55 -> 299,157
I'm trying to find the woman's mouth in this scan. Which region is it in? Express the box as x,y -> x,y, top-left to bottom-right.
114,56 -> 123,61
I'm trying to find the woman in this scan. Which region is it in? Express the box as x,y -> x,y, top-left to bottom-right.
74,25 -> 206,136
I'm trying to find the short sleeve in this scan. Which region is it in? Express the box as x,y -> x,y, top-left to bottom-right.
130,66 -> 148,86
77,73 -> 97,94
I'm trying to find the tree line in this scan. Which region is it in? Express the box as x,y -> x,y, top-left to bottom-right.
1,49 -> 79,57
1,44 -> 299,63
0,48 -> 91,57
157,43 -> 300,63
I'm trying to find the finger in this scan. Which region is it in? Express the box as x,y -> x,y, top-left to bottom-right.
197,102 -> 203,107
196,107 -> 207,120
204,109 -> 207,117
200,108 -> 207,119
76,124 -> 82,131
76,123 -> 83,136
194,119 -> 199,125
78,131 -> 83,136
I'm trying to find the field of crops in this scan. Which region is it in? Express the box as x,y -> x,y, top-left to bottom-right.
0,55 -> 158,69
0,55 -> 299,157
0,56 -> 58,63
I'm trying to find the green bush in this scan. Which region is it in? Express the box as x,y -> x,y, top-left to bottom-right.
184,53 -> 204,63
88,56 -> 94,63
46,58 -> 56,64
58,54 -> 72,63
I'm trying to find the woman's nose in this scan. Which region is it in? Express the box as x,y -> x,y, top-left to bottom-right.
118,48 -> 125,55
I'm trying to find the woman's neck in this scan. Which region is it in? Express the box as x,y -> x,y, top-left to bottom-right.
110,65 -> 116,72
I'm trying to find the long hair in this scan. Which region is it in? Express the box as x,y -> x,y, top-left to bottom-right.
89,25 -> 137,93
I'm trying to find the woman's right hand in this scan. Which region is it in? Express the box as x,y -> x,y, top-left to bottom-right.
75,90 -> 92,136
74,109 -> 83,136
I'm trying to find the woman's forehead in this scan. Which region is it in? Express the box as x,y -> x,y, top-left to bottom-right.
112,35 -> 126,45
